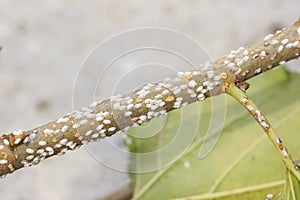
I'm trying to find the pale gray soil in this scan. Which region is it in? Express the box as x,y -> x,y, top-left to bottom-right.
0,1 -> 299,199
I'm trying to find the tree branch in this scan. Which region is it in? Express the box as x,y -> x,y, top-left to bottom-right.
0,20 -> 300,178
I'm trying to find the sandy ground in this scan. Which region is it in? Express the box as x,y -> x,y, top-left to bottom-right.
0,1 -> 299,199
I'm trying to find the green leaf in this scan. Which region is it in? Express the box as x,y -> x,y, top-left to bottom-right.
127,67 -> 300,199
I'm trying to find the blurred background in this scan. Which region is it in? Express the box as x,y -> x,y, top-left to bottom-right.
0,0 -> 299,199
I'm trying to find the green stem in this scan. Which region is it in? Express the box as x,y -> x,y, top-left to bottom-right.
226,84 -> 300,180
172,180 -> 285,200
287,170 -> 297,200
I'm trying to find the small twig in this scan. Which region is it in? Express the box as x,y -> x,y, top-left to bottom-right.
226,84 -> 300,180
0,19 -> 300,178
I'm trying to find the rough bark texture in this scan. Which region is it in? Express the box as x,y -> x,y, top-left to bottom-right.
0,20 -> 300,178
